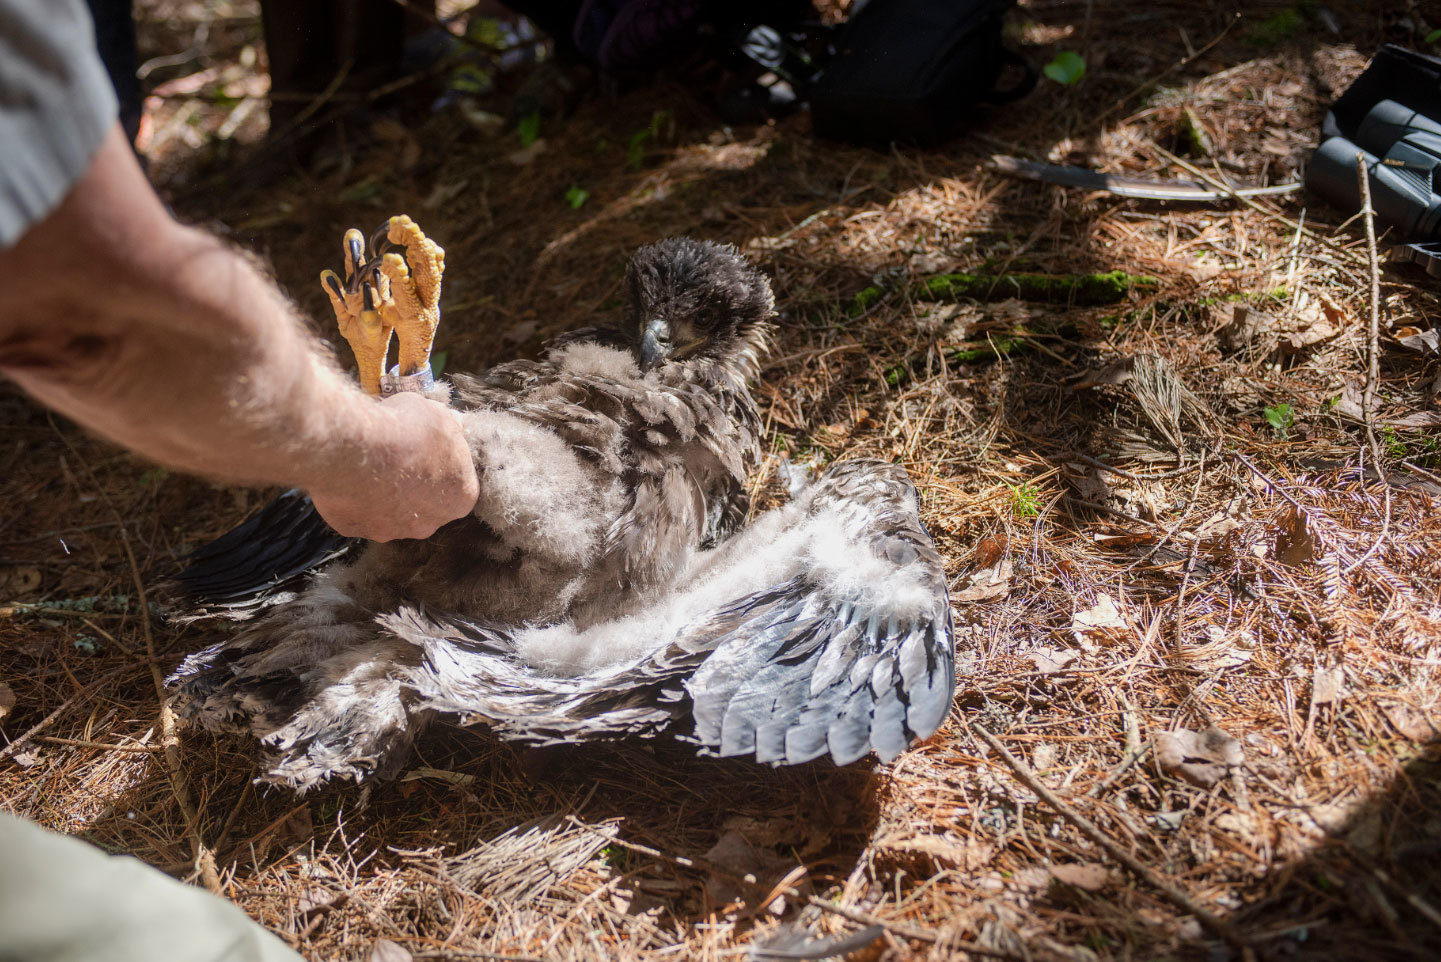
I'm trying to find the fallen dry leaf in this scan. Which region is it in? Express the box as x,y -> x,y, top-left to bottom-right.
1276,300 -> 1339,354
1311,665 -> 1346,706
296,886 -> 343,919
1189,624 -> 1254,671
703,830 -> 795,910
0,565 -> 42,596
1050,863 -> 1112,892
1397,327 -> 1441,354
1069,594 -> 1129,648
1031,647 -> 1079,675
1219,303 -> 1269,353
1330,381 -> 1366,420
369,939 -> 412,962
1156,726 -> 1244,788
1274,508 -> 1316,566
1221,300 -> 1338,356
1185,510 -> 1243,543
1071,357 -> 1136,390
1379,702 -> 1441,741
952,559 -> 1013,602
721,814 -> 830,858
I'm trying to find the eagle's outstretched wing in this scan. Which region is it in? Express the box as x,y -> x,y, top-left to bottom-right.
402,459 -> 955,766
172,460 -> 955,785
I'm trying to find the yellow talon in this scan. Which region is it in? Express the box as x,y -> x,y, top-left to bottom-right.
321,228 -> 394,396
376,215 -> 445,377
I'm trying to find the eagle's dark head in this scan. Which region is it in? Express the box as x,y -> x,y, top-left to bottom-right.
625,237 -> 774,374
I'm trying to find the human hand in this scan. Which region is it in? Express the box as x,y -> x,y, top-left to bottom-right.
306,393 -> 479,542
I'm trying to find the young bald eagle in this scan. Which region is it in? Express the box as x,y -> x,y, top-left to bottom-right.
168,222 -> 955,788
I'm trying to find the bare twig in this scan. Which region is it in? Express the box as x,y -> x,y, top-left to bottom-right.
1075,453 -> 1203,481
51,423 -> 221,893
1356,153 -> 1383,442
968,721 -> 1255,955
37,735 -> 165,753
1,684 -> 100,762
561,818 -> 1028,961
1152,144 -> 1364,264
1097,14 -> 1239,124
1345,153 -> 1394,577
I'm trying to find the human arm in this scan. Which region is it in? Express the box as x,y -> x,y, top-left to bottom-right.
0,124 -> 479,541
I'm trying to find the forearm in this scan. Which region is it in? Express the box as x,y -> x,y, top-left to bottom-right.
0,154 -> 372,493
0,125 -> 478,539
4,222 -> 379,491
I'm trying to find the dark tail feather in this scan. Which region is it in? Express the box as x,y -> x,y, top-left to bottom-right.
162,489 -> 353,619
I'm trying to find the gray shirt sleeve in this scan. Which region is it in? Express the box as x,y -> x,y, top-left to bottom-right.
0,0 -> 118,248
0,814 -> 304,962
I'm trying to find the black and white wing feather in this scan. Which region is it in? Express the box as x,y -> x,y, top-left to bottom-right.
162,489 -> 353,620
393,459 -> 955,766
169,460 -> 952,785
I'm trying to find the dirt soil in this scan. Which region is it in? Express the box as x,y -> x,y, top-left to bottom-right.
5,1 -> 1441,960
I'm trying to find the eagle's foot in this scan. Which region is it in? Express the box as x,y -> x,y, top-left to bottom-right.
371,214 -> 444,379
321,228 -> 394,396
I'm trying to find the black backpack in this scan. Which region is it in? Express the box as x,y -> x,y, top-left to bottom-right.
809,0 -> 1034,146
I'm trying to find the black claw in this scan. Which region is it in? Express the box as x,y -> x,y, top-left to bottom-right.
346,232 -> 365,281
323,273 -> 345,300
370,222 -> 392,253
370,222 -> 409,269
361,278 -> 376,312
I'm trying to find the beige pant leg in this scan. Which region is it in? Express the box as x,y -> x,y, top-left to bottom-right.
0,814 -> 302,962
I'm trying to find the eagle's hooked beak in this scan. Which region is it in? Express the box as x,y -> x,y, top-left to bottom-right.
640,318 -> 671,370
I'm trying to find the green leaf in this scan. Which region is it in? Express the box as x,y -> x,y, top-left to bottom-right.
430,350 -> 447,379
1008,482 -> 1043,518
1426,28 -> 1441,45
1044,51 -> 1086,86
1263,402 -> 1294,437
516,112 -> 541,147
449,63 -> 493,96
564,185 -> 590,209
1246,9 -> 1303,47
626,128 -> 652,171
467,17 -> 508,49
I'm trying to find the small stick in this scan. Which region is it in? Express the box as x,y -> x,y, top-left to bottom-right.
1347,153 -> 1394,578
1356,153 -> 1383,444
561,818 -> 1027,961
967,721 -> 1255,955
1075,453 -> 1202,481
52,422 -> 221,893
0,685 -> 98,762
1153,145 -> 1363,264
37,735 -> 164,753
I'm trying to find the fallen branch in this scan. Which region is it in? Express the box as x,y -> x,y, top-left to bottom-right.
967,720 -> 1255,956
53,421 -> 221,893
563,817 -> 1030,961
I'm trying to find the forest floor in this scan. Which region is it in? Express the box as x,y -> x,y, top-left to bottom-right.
4,1 -> 1441,960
